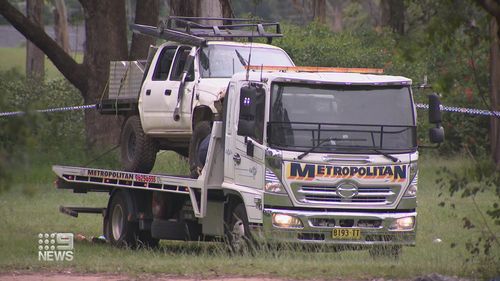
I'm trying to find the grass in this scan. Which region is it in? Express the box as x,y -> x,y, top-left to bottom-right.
0,47 -> 83,80
0,152 -> 498,279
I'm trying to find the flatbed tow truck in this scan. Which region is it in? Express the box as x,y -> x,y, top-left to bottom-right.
53,66 -> 444,256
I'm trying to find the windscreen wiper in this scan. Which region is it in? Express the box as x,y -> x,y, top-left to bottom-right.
297,137 -> 334,160
235,49 -> 248,66
370,148 -> 400,163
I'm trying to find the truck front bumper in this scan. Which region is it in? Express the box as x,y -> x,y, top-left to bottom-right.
258,207 -> 416,246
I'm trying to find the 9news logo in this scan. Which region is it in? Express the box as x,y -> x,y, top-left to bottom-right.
38,233 -> 74,261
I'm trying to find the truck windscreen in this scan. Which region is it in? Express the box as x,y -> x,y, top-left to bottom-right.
199,45 -> 294,78
268,83 -> 417,153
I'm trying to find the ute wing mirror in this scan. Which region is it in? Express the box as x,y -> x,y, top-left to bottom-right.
428,93 -> 444,144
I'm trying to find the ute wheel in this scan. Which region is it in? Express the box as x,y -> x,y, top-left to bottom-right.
225,203 -> 255,254
120,115 -> 158,173
369,245 -> 401,259
188,121 -> 211,178
107,191 -> 139,248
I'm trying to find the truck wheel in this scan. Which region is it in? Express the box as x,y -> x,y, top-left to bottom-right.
107,191 -> 139,248
188,121 -> 211,178
225,203 -> 255,254
120,115 -> 158,173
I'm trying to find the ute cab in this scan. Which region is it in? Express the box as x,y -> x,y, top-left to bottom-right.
222,69 -> 434,250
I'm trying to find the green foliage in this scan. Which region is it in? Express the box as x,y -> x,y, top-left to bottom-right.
0,69 -> 86,191
276,22 -> 394,68
436,158 -> 500,279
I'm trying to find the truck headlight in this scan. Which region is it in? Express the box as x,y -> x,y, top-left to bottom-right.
272,213 -> 303,228
389,216 -> 415,231
404,162 -> 418,197
265,168 -> 286,194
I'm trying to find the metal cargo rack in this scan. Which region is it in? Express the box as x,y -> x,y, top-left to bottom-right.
131,16 -> 283,46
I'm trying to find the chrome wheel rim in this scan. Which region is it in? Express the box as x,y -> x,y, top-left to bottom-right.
111,204 -> 124,240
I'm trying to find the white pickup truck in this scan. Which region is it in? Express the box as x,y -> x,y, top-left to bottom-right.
99,17 -> 294,176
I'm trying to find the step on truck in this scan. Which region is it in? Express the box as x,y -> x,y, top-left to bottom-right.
54,66 -> 445,256
101,17 -> 295,177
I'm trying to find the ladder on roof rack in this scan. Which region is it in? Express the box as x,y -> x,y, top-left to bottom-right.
130,16 -> 283,46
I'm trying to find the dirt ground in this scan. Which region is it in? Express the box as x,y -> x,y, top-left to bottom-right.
0,272 -> 317,281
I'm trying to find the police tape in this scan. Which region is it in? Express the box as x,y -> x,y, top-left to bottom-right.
415,103 -> 500,117
0,104 -> 97,117
0,103 -> 498,118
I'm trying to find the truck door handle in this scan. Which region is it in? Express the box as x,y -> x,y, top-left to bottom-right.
164,89 -> 171,96
233,153 -> 241,165
146,89 -> 151,96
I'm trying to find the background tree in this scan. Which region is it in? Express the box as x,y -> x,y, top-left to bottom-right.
380,0 -> 405,34
473,0 -> 500,169
0,0 -> 128,147
25,0 -> 44,79
129,0 -> 159,60
53,0 -> 69,53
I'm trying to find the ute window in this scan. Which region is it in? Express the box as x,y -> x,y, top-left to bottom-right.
199,45 -> 294,78
170,46 -> 195,81
152,47 -> 176,81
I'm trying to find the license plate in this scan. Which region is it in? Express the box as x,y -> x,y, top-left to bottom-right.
332,228 -> 361,239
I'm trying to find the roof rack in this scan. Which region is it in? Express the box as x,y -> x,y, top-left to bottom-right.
130,16 -> 283,47
245,65 -> 384,74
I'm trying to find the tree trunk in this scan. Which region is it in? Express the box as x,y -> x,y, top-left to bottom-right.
169,0 -> 197,16
26,0 -> 44,79
53,0 -> 70,53
380,0 -> 405,35
81,0 -> 128,147
313,0 -> 326,24
330,0 -> 343,32
490,18 -> 500,169
130,0 -> 159,60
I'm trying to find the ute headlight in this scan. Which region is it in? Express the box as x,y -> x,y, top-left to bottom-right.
389,216 -> 415,231
272,213 -> 303,228
265,168 -> 286,194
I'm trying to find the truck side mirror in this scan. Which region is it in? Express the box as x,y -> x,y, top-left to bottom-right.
428,93 -> 442,124
429,126 -> 444,143
238,86 -> 264,139
428,93 -> 444,143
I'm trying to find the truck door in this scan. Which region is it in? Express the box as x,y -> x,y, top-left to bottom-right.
139,45 -> 194,133
227,83 -> 266,190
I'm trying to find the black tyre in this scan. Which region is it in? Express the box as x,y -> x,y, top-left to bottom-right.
120,115 -> 158,173
225,203 -> 255,254
188,121 -> 211,178
107,191 -> 139,248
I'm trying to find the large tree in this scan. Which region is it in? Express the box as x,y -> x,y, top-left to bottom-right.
0,0 -> 150,147
474,0 -> 500,169
25,0 -> 44,79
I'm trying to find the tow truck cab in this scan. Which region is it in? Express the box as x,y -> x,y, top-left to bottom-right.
223,70 -> 432,248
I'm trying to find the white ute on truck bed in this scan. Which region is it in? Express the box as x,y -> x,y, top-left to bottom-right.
54,67 -> 445,256
99,17 -> 294,176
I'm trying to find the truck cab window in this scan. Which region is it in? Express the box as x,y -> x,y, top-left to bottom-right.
152,47 -> 176,81
170,47 -> 195,81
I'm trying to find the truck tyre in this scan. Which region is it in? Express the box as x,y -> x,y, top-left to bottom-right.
120,115 -> 158,173
188,121 -> 211,178
107,191 -> 139,248
225,203 -> 255,254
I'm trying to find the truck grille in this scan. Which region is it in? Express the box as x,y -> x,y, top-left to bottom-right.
295,185 -> 399,205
